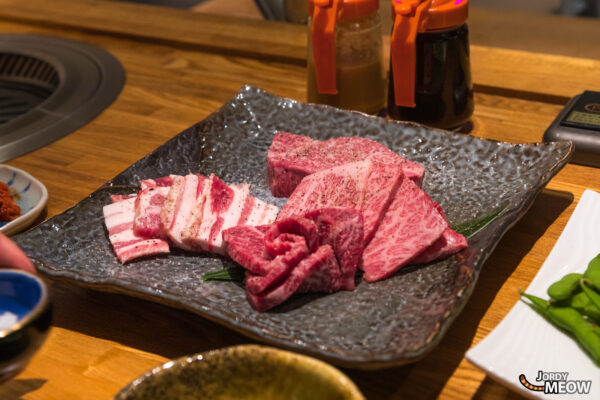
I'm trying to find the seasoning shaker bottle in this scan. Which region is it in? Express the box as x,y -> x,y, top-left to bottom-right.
388,0 -> 473,129
307,0 -> 385,114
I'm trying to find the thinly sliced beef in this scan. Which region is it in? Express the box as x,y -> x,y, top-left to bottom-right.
362,178 -> 448,282
303,208 -> 363,291
246,245 -> 339,312
103,197 -> 169,263
245,234 -> 308,295
411,228 -> 467,264
222,207 -> 362,311
133,186 -> 170,238
267,132 -> 424,197
411,203 -> 467,264
183,175 -> 250,254
264,217 -> 319,254
278,159 -> 402,245
222,225 -> 271,275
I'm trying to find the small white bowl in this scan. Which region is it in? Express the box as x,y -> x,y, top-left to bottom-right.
0,165 -> 48,236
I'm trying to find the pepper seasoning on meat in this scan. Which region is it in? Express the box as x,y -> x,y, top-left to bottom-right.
0,182 -> 20,222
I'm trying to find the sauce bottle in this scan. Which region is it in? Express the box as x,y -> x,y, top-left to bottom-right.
388,0 -> 473,129
307,0 -> 385,115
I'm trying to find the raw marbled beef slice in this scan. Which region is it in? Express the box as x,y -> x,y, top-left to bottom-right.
267,132 -> 424,197
362,178 -> 448,282
411,202 -> 467,264
303,208 -> 363,291
246,245 -> 340,312
277,159 -> 401,245
222,225 -> 272,275
245,234 -> 308,295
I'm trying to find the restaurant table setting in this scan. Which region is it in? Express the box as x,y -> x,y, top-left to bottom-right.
0,0 -> 599,399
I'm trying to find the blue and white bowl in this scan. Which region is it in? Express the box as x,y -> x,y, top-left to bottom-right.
0,165 -> 48,236
0,269 -> 52,382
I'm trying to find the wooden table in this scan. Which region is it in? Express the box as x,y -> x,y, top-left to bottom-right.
0,1 -> 599,398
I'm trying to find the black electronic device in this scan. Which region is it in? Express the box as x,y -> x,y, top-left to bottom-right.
544,91 -> 600,167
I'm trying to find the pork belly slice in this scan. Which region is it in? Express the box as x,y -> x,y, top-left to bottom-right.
267,132 -> 424,197
278,159 -> 402,245
362,178 -> 448,282
411,203 -> 467,264
103,197 -> 169,263
161,174 -> 207,250
133,186 -> 170,238
139,175 -> 177,190
239,196 -> 279,226
183,175 -> 250,254
246,245 -> 341,312
110,194 -> 137,203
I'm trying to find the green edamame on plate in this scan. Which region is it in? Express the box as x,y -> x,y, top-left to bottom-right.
521,253 -> 600,365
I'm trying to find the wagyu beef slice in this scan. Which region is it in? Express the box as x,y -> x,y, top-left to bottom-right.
245,234 -> 308,295
278,159 -> 402,245
246,245 -> 340,312
183,175 -> 250,254
267,132 -> 424,197
103,197 -> 169,263
222,225 -> 271,275
264,217 -> 320,255
362,178 -> 448,282
411,202 -> 467,264
411,228 -> 467,264
303,208 -> 363,291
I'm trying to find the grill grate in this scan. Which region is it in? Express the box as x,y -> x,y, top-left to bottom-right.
0,34 -> 125,162
0,54 -> 59,125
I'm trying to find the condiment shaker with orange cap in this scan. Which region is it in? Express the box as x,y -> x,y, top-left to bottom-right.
388,0 -> 473,129
307,0 -> 385,114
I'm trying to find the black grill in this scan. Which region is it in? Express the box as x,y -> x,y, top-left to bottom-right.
0,35 -> 125,162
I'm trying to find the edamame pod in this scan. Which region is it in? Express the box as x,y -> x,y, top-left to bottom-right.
547,273 -> 583,301
581,281 -> 600,313
520,292 -> 549,313
570,292 -> 600,323
584,254 -> 600,291
547,306 -> 600,364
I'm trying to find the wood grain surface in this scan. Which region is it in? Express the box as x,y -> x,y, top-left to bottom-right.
0,2 -> 598,399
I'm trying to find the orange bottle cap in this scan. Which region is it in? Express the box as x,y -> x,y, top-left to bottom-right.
390,0 -> 468,107
309,0 -> 379,94
426,0 -> 468,30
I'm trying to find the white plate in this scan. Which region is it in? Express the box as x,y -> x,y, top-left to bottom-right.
466,189 -> 600,399
0,165 -> 48,236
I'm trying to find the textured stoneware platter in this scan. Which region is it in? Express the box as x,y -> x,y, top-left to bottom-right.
14,86 -> 573,369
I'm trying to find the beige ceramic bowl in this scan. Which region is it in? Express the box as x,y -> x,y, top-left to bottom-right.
114,345 -> 365,400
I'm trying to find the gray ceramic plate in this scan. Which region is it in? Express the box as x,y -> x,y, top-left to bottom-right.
13,86 -> 573,369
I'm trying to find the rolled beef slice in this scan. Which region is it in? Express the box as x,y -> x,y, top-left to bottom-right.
267,132 -> 424,197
